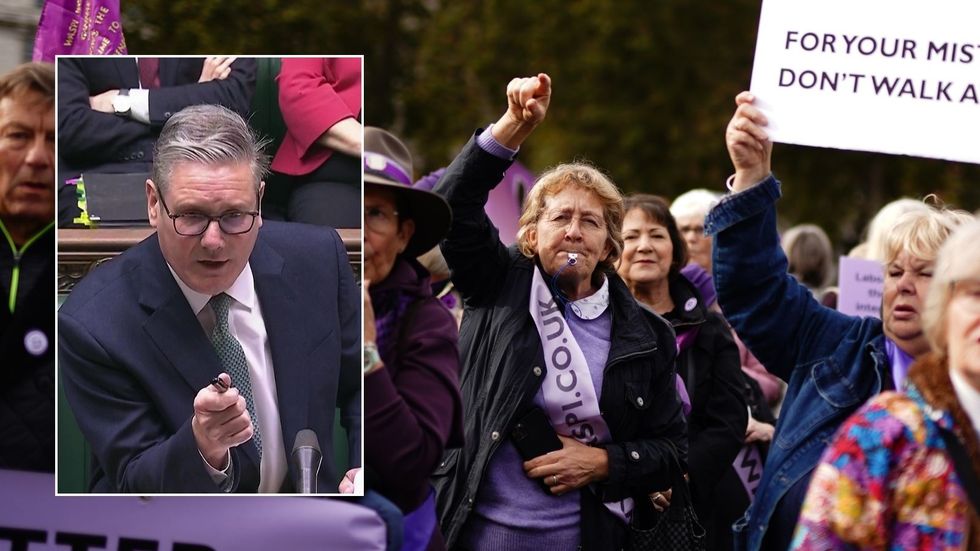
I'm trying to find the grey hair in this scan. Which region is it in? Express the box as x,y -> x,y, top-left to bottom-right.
151,104 -> 270,196
781,223 -> 835,290
670,188 -> 722,221
923,218 -> 980,355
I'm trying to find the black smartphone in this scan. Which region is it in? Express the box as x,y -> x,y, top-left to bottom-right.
511,407 -> 563,461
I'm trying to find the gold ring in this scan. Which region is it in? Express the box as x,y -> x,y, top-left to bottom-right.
551,475 -> 558,486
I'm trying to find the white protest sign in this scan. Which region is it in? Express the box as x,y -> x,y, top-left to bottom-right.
837,256 -> 884,318
750,0 -> 980,164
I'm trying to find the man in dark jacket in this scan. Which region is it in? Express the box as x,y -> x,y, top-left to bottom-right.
0,62 -> 55,472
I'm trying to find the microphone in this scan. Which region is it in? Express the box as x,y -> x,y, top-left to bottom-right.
567,252 -> 578,265
291,429 -> 322,494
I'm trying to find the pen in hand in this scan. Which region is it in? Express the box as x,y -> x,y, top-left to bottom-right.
210,373 -> 231,392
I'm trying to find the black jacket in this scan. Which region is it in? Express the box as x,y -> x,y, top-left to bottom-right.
57,57 -> 257,180
432,134 -> 688,550
664,274 -> 748,549
0,225 -> 55,472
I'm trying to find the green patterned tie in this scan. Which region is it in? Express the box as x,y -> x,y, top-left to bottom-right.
209,293 -> 262,456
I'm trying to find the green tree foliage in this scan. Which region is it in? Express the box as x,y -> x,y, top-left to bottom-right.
123,0 -> 980,249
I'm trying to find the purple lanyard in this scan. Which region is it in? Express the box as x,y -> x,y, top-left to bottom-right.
885,337 -> 915,390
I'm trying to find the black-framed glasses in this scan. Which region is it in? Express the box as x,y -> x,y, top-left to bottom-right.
364,206 -> 399,232
157,191 -> 260,237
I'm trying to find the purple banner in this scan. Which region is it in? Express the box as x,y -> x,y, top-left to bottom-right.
33,0 -> 127,62
485,162 -> 535,245
0,470 -> 386,550
733,444 -> 763,498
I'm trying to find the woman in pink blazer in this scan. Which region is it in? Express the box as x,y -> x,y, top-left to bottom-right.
271,57 -> 362,227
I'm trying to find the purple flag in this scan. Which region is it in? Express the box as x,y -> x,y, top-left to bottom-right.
33,0 -> 127,62
486,162 -> 536,245
414,162 -> 536,246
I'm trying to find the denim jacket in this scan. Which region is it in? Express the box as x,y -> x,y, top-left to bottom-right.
704,175 -> 891,551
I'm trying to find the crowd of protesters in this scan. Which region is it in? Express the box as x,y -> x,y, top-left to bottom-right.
3,56 -> 978,550
415,76 -> 978,551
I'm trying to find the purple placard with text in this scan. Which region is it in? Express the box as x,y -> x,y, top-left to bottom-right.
33,0 -> 127,62
0,470 -> 386,550
837,255 -> 884,319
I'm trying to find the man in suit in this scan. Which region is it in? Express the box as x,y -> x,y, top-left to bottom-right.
59,104 -> 360,493
0,62 -> 55,473
57,56 -> 256,226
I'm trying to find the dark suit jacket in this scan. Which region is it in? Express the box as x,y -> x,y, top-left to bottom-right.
57,57 -> 256,183
59,221 -> 360,493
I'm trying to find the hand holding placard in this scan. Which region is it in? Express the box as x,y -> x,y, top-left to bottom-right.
726,92 -> 773,192
749,0 -> 980,164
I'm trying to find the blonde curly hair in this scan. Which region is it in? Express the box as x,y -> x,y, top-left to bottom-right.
515,162 -> 624,271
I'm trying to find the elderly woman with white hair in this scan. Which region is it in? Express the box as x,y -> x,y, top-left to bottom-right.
792,218 -> 980,549
670,189 -> 722,274
674,186 -> 783,407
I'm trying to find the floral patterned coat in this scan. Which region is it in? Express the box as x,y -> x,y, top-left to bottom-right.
791,354 -> 980,550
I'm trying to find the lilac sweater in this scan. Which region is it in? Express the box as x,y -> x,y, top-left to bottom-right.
461,308 -> 612,551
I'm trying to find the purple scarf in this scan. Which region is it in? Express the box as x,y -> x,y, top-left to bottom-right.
673,326 -> 701,417
675,326 -> 701,354
33,0 -> 127,62
885,337 -> 915,390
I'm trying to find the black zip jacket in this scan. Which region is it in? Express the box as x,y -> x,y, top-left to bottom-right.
432,133 -> 687,550
663,273 -> 748,550
0,223 -> 55,472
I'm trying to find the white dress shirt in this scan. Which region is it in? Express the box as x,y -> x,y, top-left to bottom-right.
123,58 -> 151,124
170,263 -> 287,493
